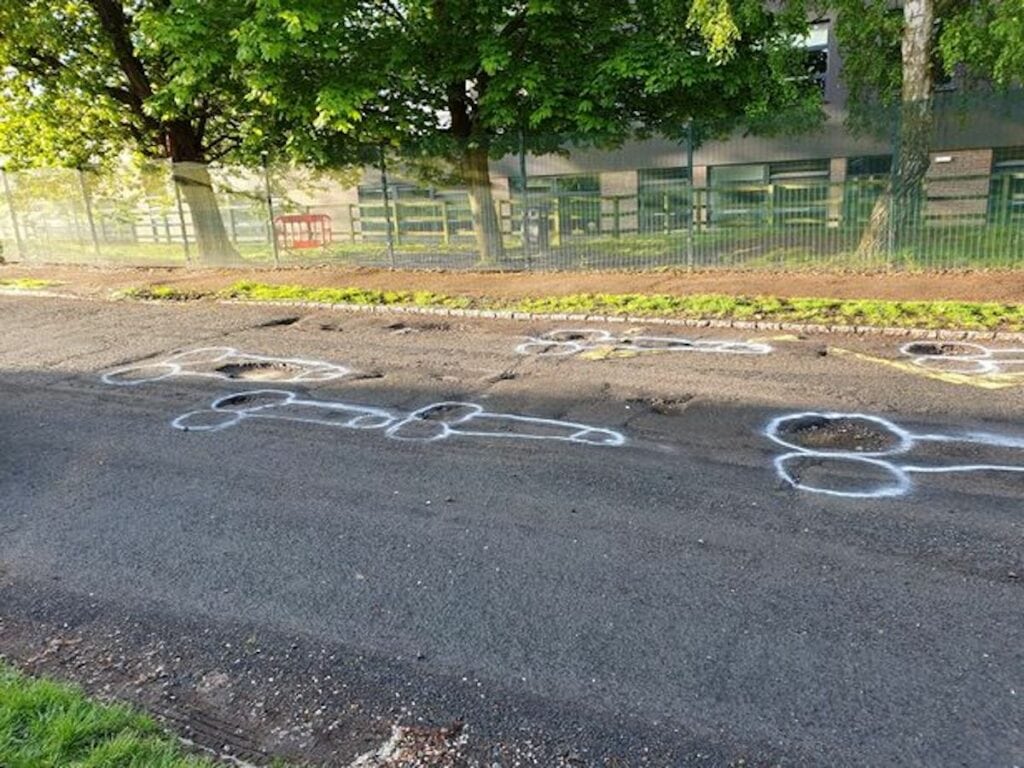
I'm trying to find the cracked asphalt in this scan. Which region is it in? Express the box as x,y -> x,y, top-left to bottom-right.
0,293 -> 1022,766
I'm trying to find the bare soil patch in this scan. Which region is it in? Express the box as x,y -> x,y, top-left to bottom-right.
4,263 -> 1024,303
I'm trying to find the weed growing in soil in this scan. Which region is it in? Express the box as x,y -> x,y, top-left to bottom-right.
126,280 -> 1024,332
221,280 -> 474,310
0,278 -> 58,290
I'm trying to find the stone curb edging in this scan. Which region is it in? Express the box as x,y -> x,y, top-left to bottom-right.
220,297 -> 1024,343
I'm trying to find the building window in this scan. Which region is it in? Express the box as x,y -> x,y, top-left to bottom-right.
847,155 -> 892,180
356,182 -> 473,240
510,174 -> 601,237
990,148 -> 1024,223
844,156 -> 891,224
769,160 -> 830,224
709,164 -> 767,226
798,21 -> 830,94
638,168 -> 691,233
709,160 -> 829,226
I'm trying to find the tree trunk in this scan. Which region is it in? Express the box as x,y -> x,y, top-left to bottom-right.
461,144 -> 505,265
165,121 -> 240,265
171,163 -> 240,264
856,0 -> 934,262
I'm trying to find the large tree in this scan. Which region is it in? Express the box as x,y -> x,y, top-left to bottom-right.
0,0 -> 264,261
236,0 -> 823,263
834,0 -> 986,256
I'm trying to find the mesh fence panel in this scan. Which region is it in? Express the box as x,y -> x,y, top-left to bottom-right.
3,92 -> 1023,271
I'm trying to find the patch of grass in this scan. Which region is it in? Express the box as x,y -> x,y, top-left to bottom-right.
0,662 -> 220,767
512,292 -> 1024,331
220,280 -> 474,310
125,280 -> 1024,332
0,278 -> 59,291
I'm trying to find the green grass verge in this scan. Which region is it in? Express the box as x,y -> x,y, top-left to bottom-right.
125,280 -> 1024,333
0,662 -> 221,767
0,278 -> 60,290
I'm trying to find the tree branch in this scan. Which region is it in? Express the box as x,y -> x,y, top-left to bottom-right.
86,0 -> 154,109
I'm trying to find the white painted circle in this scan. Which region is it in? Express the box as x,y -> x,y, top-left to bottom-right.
910,356 -> 995,374
172,409 -> 244,432
101,363 -> 180,386
515,340 -> 582,356
165,347 -> 236,364
774,452 -> 911,498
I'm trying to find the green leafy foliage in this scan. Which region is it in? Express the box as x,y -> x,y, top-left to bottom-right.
234,0 -> 824,168
0,0 -> 268,169
940,0 -> 1024,86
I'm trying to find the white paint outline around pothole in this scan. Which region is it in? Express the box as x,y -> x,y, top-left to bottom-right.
899,341 -> 1024,376
515,329 -> 773,357
173,389 -> 626,447
101,347 -> 353,386
766,411 -> 1024,498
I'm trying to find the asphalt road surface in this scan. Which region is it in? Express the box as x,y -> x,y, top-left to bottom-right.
1,294 -> 1022,766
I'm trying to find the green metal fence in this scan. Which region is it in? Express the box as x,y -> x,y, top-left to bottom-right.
2,93 -> 1023,271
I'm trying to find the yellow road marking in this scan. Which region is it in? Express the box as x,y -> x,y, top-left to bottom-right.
831,346 -> 1024,389
579,345 -> 640,360
747,334 -> 803,343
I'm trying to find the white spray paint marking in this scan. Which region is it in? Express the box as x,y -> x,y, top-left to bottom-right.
515,329 -> 772,357
173,389 -> 626,447
102,347 -> 353,386
766,411 -> 1024,498
899,341 -> 1024,376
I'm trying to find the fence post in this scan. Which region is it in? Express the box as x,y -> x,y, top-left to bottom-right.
552,198 -> 561,246
685,120 -> 695,270
441,200 -> 451,244
612,197 -> 621,239
77,168 -> 102,262
391,201 -> 403,246
171,163 -> 192,266
0,167 -> 24,260
348,203 -> 358,242
379,146 -> 396,268
518,125 -> 531,268
999,174 -> 1013,225
261,152 -> 280,268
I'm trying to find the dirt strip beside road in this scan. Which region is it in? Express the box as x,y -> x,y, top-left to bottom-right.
4,263 -> 1024,303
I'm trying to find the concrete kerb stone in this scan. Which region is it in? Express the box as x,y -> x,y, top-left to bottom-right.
217,297 -> 1024,343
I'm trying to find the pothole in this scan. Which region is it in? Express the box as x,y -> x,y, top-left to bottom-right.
776,414 -> 902,453
543,330 -> 608,343
625,338 -> 691,350
258,316 -> 300,328
416,403 -> 479,422
482,370 -> 517,383
216,391 -> 291,411
905,342 -> 984,357
215,361 -> 305,380
626,395 -> 694,415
